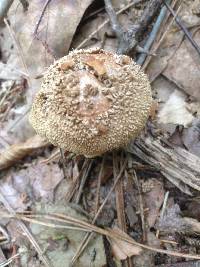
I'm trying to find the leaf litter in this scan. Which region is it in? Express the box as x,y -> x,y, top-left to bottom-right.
1,0 -> 200,266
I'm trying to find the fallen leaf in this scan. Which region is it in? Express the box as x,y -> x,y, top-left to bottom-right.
143,178 -> 165,228
158,90 -> 194,127
0,135 -> 49,170
182,118 -> 200,157
107,227 -> 142,260
28,203 -> 106,267
163,30 -> 200,100
158,204 -> 200,235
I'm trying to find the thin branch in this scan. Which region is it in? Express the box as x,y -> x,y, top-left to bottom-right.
95,155 -> 106,213
33,0 -> 52,36
133,170 -> 146,241
75,159 -> 93,204
76,0 -> 143,49
60,148 -> 68,180
4,18 -> 31,88
164,1 -> 200,56
104,0 -> 123,39
137,2 -> 169,65
116,0 -> 164,54
142,0 -> 181,70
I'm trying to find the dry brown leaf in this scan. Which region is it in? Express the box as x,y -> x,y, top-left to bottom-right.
163,31 -> 200,100
0,135 -> 49,170
107,227 -> 142,260
6,0 -> 93,98
158,90 -> 194,127
143,178 -> 165,228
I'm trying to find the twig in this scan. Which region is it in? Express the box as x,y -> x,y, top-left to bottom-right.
164,1 -> 200,56
70,158 -> 127,266
0,0 -> 14,22
95,155 -> 106,213
0,190 -> 53,267
4,18 -> 31,88
113,152 -> 126,231
65,159 -> 90,202
76,0 -> 143,49
33,0 -> 52,36
133,170 -> 146,241
114,153 -> 133,267
75,159 -> 93,204
59,148 -> 68,180
137,1 -> 170,65
142,0 -> 181,70
156,191 -> 169,238
104,0 -> 123,39
116,0 -> 164,54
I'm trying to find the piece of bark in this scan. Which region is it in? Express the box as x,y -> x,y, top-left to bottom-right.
127,136 -> 200,195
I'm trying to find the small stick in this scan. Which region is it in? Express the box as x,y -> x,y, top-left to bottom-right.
142,0 -> 181,70
65,159 -> 89,202
137,1 -> 169,65
164,1 -> 200,56
104,0 -> 123,39
133,170 -> 146,241
33,0 -> 52,36
70,158 -> 127,266
113,152 -> 126,231
60,148 -> 68,180
75,159 -> 93,204
76,0 -> 143,49
156,191 -> 169,238
95,155 -> 106,213
4,18 -> 31,87
114,153 -> 133,267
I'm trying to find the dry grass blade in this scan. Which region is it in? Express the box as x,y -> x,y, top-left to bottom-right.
0,253 -> 20,267
75,159 -> 93,203
0,135 -> 49,170
0,190 -> 53,267
65,158 -> 90,202
2,210 -> 200,261
156,191 -> 169,238
95,155 -> 105,213
71,158 -> 128,265
133,170 -> 146,241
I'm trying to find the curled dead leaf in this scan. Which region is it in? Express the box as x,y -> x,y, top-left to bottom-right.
0,135 -> 49,170
107,227 -> 142,260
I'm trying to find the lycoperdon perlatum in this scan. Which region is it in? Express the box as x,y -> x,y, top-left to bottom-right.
29,48 -> 152,157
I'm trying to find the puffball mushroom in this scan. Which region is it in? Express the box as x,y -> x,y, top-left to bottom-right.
29,48 -> 152,157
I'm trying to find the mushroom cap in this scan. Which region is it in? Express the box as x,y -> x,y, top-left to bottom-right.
29,48 -> 152,157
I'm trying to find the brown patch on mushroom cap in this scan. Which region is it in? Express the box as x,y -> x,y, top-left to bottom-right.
29,48 -> 152,157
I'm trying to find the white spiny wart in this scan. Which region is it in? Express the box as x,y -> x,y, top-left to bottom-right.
29,48 -> 152,157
